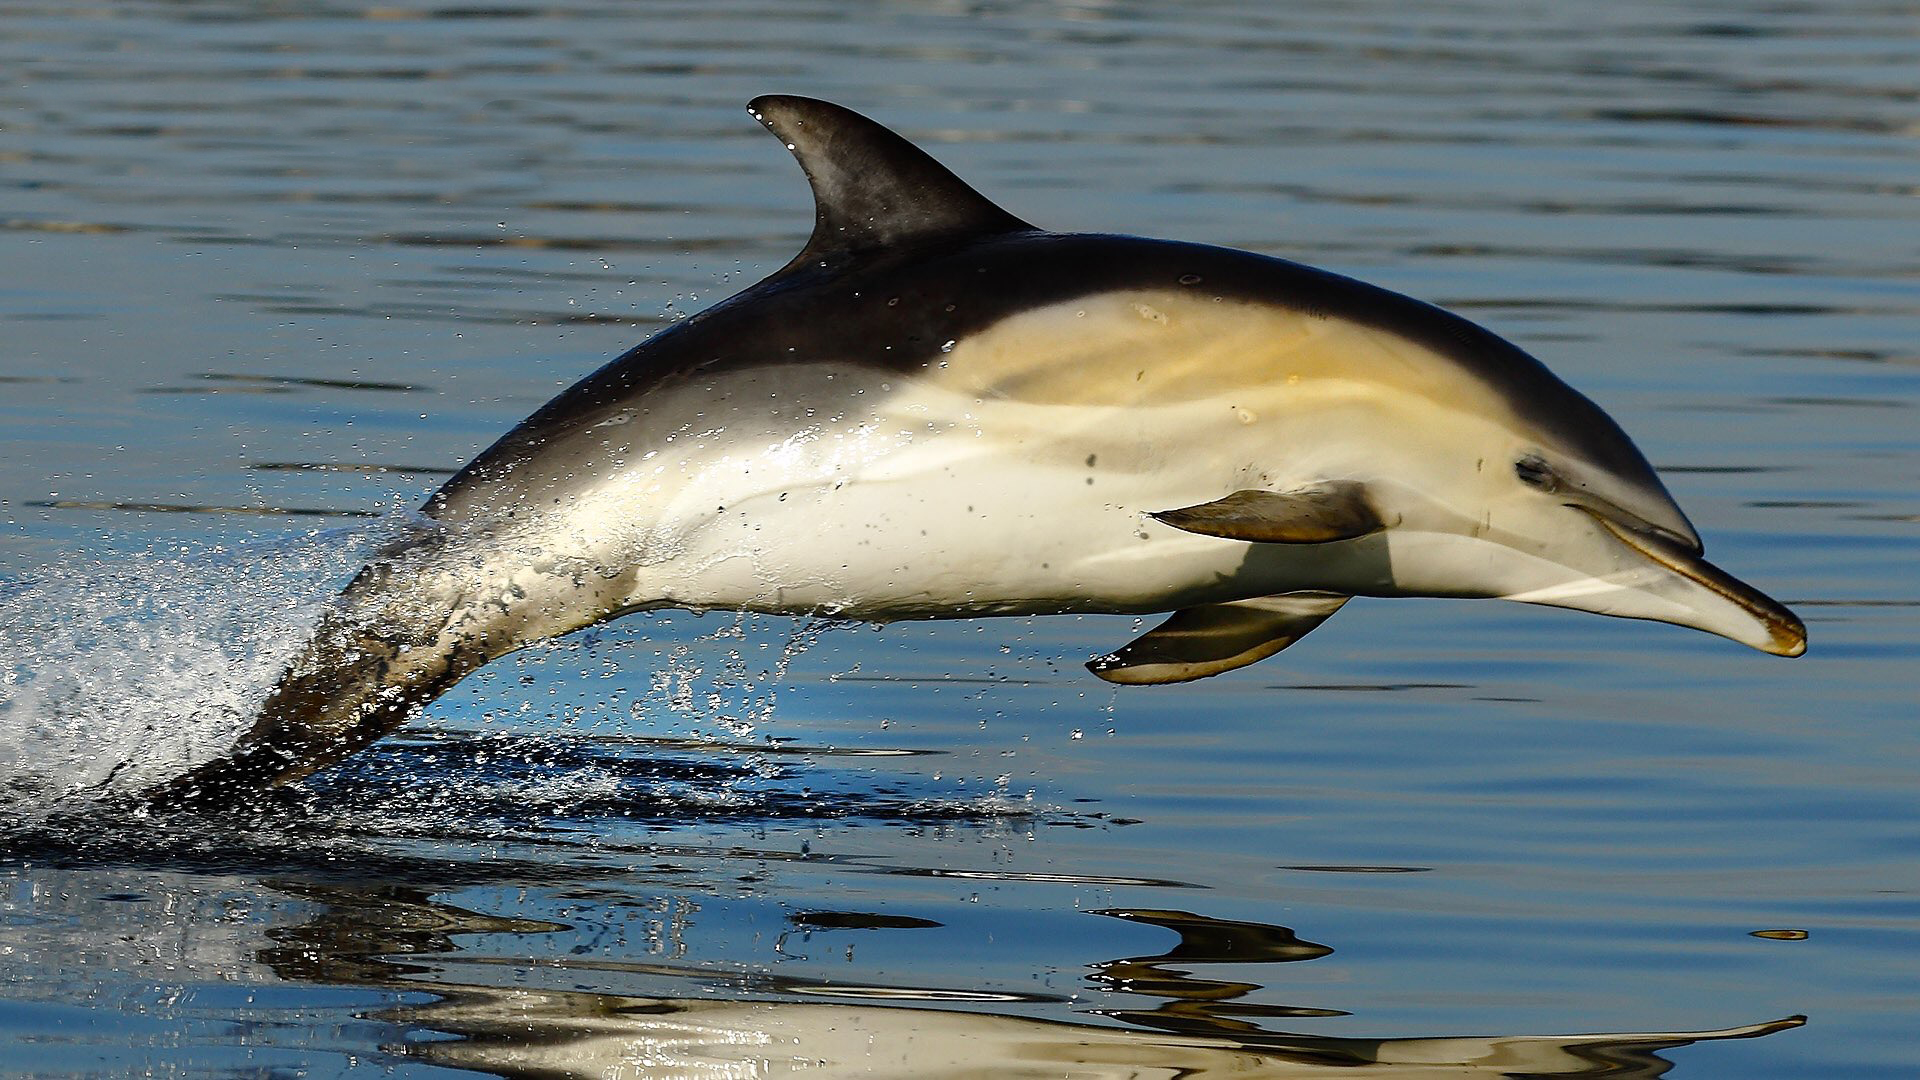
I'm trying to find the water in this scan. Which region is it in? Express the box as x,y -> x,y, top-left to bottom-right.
2,1 -> 1916,1076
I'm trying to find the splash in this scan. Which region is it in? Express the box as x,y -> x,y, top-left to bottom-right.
0,516 -> 427,826
0,526 -> 1039,848
639,612 -> 845,743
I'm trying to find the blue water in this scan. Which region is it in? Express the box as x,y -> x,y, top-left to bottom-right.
2,2 -> 1917,1076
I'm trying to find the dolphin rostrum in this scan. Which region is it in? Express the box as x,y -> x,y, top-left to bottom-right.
150,95 -> 1804,804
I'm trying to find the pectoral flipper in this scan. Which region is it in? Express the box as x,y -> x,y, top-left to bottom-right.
1087,592 -> 1350,685
1151,484 -> 1382,544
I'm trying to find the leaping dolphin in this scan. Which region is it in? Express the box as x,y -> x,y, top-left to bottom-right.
150,95 -> 1803,805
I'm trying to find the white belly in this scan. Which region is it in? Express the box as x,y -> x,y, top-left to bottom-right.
517,286 -> 1490,621
574,375 -> 1381,621
655,466 -> 1247,618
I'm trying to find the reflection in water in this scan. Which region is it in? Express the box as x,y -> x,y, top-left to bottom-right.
246,882 -> 1801,1080
787,911 -> 944,931
391,991 -> 1799,1080
1086,909 -> 1344,1033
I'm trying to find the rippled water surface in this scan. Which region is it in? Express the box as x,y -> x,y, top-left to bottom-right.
3,2 -> 1917,1077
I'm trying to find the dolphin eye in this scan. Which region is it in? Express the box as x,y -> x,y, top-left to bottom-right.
1515,454 -> 1560,492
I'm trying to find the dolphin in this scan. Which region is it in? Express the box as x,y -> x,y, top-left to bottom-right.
148,95 -> 1803,804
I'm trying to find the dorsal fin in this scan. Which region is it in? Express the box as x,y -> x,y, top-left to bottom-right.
748,95 -> 1034,267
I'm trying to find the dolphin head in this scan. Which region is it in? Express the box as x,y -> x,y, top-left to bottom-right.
1337,317 -> 1805,657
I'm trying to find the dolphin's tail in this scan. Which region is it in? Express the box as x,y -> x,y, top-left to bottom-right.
139,569 -> 469,808
142,532 -> 615,810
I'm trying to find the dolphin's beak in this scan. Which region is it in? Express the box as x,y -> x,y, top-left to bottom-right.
1579,507 -> 1806,657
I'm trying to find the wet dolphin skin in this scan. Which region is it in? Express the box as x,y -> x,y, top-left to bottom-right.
149,96 -> 1804,805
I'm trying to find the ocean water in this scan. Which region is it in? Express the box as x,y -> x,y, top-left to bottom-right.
2,1 -> 1916,1076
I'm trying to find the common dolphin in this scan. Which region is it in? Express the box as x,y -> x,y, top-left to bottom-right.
150,95 -> 1803,804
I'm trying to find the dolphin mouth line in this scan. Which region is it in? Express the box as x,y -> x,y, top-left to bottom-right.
1576,506 -> 1807,657
1559,491 -> 1701,555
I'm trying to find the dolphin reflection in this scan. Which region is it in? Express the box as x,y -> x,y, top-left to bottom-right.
251,881 -> 1803,1079
390,990 -> 1799,1079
